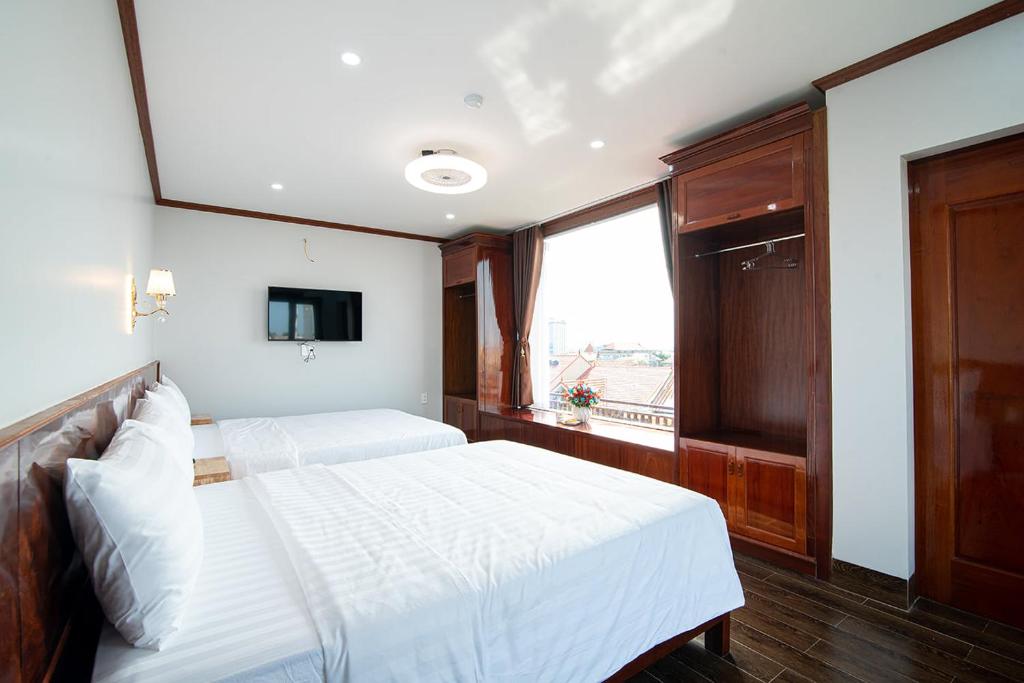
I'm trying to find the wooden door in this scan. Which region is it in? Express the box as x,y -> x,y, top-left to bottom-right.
731,448 -> 807,554
681,439 -> 731,520
911,133 -> 1024,628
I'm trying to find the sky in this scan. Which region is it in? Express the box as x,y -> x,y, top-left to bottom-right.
531,204 -> 673,351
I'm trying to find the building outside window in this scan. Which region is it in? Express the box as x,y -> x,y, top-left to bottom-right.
529,204 -> 673,430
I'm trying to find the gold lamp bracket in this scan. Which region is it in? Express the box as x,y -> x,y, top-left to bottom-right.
131,277 -> 169,331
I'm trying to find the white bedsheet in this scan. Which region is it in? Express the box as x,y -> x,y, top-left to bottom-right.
218,409 -> 467,478
92,481 -> 322,683
250,440 -> 744,683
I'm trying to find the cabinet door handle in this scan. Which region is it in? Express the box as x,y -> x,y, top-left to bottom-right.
726,212 -> 741,220
737,462 -> 744,478
728,461 -> 735,475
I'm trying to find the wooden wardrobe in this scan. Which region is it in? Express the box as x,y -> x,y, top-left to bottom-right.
439,233 -> 516,441
663,104 -> 832,577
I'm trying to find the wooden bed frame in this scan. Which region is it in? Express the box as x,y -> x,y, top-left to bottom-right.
0,361 -> 730,682
0,362 -> 160,682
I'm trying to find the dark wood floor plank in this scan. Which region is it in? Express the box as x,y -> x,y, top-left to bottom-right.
739,573 -> 848,627
730,620 -> 861,683
965,646 -> 1024,681
868,598 -> 1024,665
668,641 -> 763,683
624,671 -> 663,683
768,670 -> 815,683
837,616 -> 1017,683
765,573 -> 971,658
830,559 -> 908,609
913,598 -> 989,632
742,591 -> 836,642
733,556 -> 777,581
805,638 -> 920,682
644,648 -> 712,682
734,606 -> 819,652
985,620 -> 1024,648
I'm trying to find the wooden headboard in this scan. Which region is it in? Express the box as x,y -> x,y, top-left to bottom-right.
0,362 -> 160,683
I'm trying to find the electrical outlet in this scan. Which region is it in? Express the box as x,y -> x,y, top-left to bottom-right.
420,393 -> 428,405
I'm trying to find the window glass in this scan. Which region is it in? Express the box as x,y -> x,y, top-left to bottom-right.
529,204 -> 673,429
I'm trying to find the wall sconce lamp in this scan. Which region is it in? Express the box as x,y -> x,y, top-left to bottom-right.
132,268 -> 176,331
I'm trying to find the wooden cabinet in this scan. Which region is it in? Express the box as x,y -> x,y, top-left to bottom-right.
731,447 -> 807,553
681,438 -> 807,554
444,395 -> 478,442
442,246 -> 476,287
620,447 -> 675,484
676,135 -> 805,232
665,103 -> 830,576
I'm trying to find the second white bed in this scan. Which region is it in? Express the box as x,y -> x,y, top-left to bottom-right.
195,408 -> 467,478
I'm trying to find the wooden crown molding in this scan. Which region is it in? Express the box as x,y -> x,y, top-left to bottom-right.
115,0 -> 446,245
813,0 -> 1024,92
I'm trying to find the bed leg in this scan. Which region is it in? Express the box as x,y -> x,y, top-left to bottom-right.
704,614 -> 730,656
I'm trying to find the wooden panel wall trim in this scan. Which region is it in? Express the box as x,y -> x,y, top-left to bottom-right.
2,362 -> 160,682
156,199 -> 446,244
660,103 -> 812,175
540,185 -> 658,237
116,0 -> 160,202
116,0 -> 447,245
812,0 -> 1024,92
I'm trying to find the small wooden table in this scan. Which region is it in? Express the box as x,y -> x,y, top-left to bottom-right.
193,456 -> 231,486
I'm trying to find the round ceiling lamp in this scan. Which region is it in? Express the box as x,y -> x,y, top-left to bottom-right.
404,150 -> 487,195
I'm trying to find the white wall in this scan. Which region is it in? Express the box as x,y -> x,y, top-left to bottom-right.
153,207 -> 442,421
0,1 -> 156,427
827,16 -> 1024,579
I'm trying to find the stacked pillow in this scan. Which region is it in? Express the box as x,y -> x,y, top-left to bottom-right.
64,377 -> 202,650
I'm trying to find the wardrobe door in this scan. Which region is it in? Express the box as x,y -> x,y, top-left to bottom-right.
681,439 -> 731,521
731,448 -> 806,553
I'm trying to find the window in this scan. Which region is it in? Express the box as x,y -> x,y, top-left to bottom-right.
529,204 -> 673,429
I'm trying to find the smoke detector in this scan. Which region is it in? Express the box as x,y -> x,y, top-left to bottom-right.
404,149 -> 487,195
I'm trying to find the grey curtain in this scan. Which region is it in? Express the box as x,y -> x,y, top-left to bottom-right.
511,226 -> 544,408
656,179 -> 675,287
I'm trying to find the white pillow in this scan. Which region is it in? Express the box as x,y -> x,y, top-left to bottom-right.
65,419 -> 203,650
158,375 -> 191,424
133,395 -> 195,480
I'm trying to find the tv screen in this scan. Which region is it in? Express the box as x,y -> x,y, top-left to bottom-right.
268,287 -> 362,341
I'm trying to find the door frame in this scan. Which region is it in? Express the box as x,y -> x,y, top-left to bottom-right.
909,130 -> 1024,612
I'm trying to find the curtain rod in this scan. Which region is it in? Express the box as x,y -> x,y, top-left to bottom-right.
510,173 -> 672,234
693,233 -> 805,259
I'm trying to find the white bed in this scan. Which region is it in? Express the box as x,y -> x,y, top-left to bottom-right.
94,440 -> 743,683
194,408 -> 467,478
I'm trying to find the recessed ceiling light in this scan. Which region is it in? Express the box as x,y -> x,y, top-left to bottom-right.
405,150 -> 487,195
270,183 -> 284,190
463,93 -> 484,109
341,52 -> 361,66
445,213 -> 455,220
589,139 -> 606,149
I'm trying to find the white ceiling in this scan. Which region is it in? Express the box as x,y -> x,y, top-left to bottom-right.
136,0 -> 989,239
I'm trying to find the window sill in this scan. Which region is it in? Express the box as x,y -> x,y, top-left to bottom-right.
487,407 -> 673,452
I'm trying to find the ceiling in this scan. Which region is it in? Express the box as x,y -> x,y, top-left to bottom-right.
135,0 -> 990,240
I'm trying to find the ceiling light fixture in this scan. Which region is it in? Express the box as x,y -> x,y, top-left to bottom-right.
270,183 -> 284,190
589,139 -> 606,149
341,52 -> 361,66
404,149 -> 487,195
445,213 -> 455,220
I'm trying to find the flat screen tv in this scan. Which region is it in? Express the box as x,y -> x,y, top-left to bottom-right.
268,286 -> 362,341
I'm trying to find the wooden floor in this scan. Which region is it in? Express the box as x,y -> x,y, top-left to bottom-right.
631,554 -> 1024,682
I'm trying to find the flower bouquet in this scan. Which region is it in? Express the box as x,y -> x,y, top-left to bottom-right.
564,383 -> 600,425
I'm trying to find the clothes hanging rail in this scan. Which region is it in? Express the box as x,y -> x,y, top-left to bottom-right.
692,232 -> 805,259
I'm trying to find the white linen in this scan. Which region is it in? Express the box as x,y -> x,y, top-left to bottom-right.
66,420 -> 202,650
190,423 -> 225,460
158,375 -> 191,424
92,480 -> 322,682
132,397 -> 194,478
250,440 -> 743,683
219,409 -> 467,478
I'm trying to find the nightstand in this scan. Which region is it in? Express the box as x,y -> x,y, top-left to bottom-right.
193,456 -> 231,486
190,414 -> 214,426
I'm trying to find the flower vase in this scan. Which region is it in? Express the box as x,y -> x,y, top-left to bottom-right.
572,405 -> 592,424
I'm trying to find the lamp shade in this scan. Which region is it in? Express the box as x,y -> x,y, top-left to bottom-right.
145,268 -> 176,297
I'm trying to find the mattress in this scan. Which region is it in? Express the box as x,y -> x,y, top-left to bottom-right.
92,481 -> 323,683
214,409 -> 468,478
95,440 -> 743,682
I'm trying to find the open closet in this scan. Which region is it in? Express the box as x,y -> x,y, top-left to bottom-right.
663,104 -> 831,577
